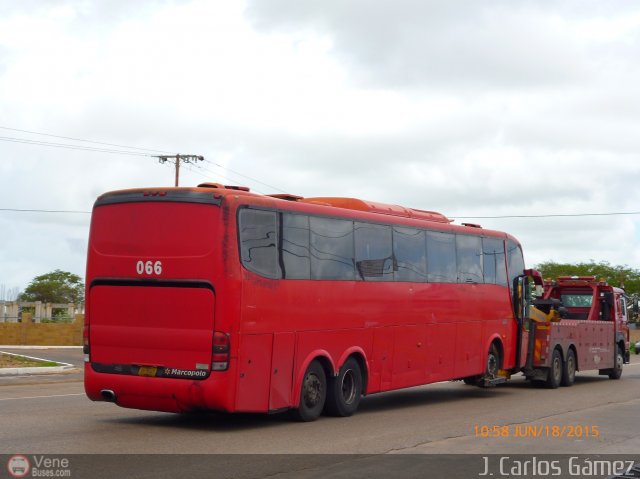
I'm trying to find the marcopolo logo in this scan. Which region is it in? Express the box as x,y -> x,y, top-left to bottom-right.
7,455 -> 30,478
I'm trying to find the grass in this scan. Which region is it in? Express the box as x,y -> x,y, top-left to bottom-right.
0,353 -> 59,368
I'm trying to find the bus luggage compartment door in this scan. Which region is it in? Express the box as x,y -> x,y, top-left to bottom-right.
89,284 -> 215,375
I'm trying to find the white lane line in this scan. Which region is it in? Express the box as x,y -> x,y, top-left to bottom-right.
0,393 -> 85,401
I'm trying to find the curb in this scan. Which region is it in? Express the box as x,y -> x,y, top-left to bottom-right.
0,366 -> 80,376
0,351 -> 79,376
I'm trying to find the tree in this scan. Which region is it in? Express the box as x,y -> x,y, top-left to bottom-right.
534,260 -> 640,296
19,270 -> 84,304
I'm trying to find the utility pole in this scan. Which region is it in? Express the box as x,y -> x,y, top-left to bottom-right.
156,154 -> 204,186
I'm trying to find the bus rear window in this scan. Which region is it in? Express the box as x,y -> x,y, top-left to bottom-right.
91,202 -> 216,257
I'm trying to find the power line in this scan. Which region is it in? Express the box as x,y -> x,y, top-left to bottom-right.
185,161 -> 268,194
0,136 -> 153,157
2,127 -> 634,217
3,204 -> 640,220
451,212 -> 640,219
0,126 -> 174,154
1,125 -> 289,192
202,159 -> 287,193
0,208 -> 90,214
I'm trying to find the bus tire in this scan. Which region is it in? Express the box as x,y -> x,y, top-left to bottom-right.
486,344 -> 500,379
324,358 -> 363,417
546,348 -> 562,389
291,360 -> 326,422
608,345 -> 623,380
561,348 -> 576,387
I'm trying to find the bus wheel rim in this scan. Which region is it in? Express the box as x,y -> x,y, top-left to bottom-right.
341,368 -> 357,405
487,353 -> 498,377
303,373 -> 322,408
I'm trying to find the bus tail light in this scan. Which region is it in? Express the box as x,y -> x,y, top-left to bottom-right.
83,325 -> 90,363
212,332 -> 230,371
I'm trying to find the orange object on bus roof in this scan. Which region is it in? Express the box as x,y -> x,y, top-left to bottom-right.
196,183 -> 452,223
299,197 -> 452,223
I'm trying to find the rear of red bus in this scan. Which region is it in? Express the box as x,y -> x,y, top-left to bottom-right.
84,187 -> 238,413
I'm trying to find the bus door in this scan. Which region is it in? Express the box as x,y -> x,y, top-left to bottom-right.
513,274 -> 540,370
513,276 -> 529,369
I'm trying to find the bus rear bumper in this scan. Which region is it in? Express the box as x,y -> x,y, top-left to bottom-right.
84,365 -> 234,413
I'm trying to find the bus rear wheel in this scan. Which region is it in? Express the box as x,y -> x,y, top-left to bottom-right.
324,358 -> 363,417
291,360 -> 326,422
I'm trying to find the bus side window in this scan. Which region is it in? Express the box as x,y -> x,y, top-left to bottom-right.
310,217 -> 355,280
393,226 -> 427,282
282,213 -> 311,280
456,235 -> 483,284
426,231 -> 456,283
482,237 -> 507,285
355,222 -> 393,282
239,209 -> 281,279
507,240 -> 525,294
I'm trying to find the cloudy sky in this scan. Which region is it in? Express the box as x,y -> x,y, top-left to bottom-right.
1,0 -> 640,297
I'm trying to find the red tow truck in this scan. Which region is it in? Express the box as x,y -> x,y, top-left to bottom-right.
512,272 -> 630,388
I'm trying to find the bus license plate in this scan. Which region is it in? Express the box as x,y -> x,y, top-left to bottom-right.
138,366 -> 158,377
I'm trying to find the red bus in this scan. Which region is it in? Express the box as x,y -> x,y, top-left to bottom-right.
84,183 -> 526,421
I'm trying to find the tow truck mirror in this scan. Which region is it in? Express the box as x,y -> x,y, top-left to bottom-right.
601,292 -> 614,307
633,298 -> 639,314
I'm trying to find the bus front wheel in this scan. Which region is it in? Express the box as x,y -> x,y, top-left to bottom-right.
324,358 -> 363,417
291,360 -> 326,422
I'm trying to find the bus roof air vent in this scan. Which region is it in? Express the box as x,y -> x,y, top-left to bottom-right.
198,183 -> 250,192
268,194 -> 304,201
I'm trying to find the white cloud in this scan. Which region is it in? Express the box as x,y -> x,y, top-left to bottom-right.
1,0 -> 640,291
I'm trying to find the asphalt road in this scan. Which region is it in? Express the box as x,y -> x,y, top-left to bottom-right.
1,349 -> 639,477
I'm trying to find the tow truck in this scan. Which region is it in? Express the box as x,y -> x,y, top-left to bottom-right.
512,271 -> 630,388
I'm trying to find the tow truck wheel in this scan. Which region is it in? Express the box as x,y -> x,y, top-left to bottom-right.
546,348 -> 562,389
561,348 -> 576,387
608,346 -> 623,380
